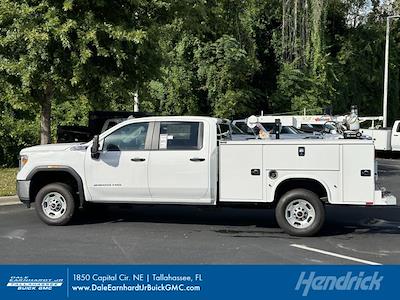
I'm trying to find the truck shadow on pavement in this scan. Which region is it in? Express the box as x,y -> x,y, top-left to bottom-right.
70,204 -> 400,237
323,206 -> 400,236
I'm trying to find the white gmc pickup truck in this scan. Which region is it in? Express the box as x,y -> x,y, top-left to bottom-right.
17,116 -> 396,236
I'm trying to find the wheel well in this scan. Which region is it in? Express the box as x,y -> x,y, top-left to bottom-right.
29,171 -> 80,203
274,178 -> 328,203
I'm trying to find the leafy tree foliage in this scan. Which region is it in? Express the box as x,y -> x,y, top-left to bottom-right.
196,35 -> 260,117
1,0 -> 400,166
144,0 -> 265,118
0,0 -> 168,145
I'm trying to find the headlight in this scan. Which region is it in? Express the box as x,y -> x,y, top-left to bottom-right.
19,155 -> 28,170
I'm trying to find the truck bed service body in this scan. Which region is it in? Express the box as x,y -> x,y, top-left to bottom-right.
16,116 -> 396,236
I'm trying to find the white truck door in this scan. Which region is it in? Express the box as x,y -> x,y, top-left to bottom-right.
391,121 -> 400,151
84,122 -> 152,202
148,121 -> 211,204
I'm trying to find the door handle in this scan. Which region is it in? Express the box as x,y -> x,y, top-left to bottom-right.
190,158 -> 205,162
131,158 -> 146,162
394,134 -> 399,137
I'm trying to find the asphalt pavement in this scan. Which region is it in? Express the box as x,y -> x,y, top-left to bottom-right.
1,158 -> 400,264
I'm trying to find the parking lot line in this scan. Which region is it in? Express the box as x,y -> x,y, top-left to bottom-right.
290,244 -> 382,265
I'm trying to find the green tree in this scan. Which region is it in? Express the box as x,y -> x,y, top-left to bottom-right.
144,0 -> 265,118
0,0 -> 168,144
1,0 -> 400,167
196,35 -> 259,117
0,101 -> 38,166
325,0 -> 400,120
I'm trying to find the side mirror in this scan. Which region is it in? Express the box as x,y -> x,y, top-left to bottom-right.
91,135 -> 100,159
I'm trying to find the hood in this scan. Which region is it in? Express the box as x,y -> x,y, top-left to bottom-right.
20,143 -> 82,154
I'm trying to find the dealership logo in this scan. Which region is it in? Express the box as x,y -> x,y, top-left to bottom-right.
6,276 -> 63,291
295,271 -> 383,296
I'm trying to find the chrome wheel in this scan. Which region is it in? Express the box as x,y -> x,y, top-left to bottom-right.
285,199 -> 316,229
41,192 -> 67,219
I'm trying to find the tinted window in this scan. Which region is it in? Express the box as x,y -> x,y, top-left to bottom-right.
281,126 -> 301,134
103,123 -> 148,151
231,124 -> 245,134
217,123 -> 232,140
260,123 -> 300,134
219,124 -> 230,135
159,122 -> 202,150
105,121 -> 118,131
235,122 -> 253,134
302,124 -> 329,133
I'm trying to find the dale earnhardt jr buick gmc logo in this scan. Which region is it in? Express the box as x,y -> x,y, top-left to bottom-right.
6,276 -> 63,291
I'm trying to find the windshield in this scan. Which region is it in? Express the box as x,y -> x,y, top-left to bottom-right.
232,121 -> 303,134
233,122 -> 253,134
231,123 -> 245,134
260,123 -> 302,134
281,126 -> 302,134
300,123 -> 336,133
217,123 -> 231,140
217,122 -> 248,140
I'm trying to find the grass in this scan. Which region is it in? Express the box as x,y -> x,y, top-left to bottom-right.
0,168 -> 18,196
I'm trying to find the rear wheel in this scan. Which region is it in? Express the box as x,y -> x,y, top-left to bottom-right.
275,189 -> 325,236
35,183 -> 76,225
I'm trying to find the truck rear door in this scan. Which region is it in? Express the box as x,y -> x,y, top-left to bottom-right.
147,121 -> 212,203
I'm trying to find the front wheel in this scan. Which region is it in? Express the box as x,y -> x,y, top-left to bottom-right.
35,183 -> 76,225
275,189 -> 325,237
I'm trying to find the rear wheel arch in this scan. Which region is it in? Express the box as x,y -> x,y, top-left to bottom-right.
273,178 -> 329,204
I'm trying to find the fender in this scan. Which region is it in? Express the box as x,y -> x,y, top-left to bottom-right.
270,174 -> 332,203
26,165 -> 85,206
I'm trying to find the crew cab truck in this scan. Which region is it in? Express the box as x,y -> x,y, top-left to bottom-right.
16,116 -> 396,236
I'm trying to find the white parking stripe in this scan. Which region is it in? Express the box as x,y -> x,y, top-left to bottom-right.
290,244 -> 382,265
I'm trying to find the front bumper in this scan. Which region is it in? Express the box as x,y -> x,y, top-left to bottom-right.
16,180 -> 30,202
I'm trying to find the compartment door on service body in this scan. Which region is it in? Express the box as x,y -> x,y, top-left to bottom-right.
148,121 -> 211,204
84,122 -> 152,202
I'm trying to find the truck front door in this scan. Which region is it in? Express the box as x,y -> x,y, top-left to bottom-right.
84,122 -> 152,202
148,121 -> 211,203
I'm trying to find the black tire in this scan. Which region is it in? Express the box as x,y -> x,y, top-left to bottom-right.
275,189 -> 325,237
35,183 -> 76,225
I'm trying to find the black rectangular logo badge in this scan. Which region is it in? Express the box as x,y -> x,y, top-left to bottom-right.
361,169 -> 371,177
